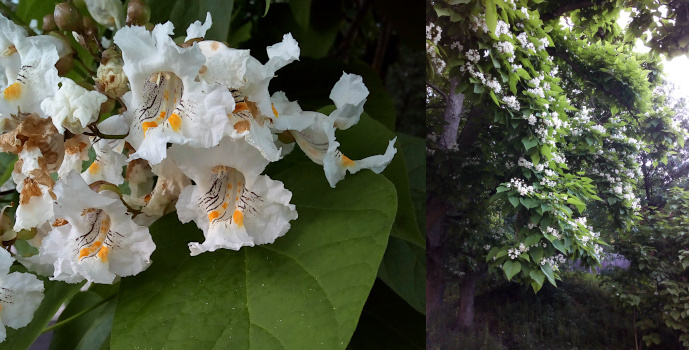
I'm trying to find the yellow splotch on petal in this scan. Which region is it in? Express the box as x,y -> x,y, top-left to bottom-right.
158,111 -> 166,121
3,82 -> 21,101
208,210 -> 220,222
233,120 -> 250,133
142,121 -> 158,137
98,246 -> 110,262
233,102 -> 249,113
168,113 -> 181,132
88,162 -> 100,175
272,104 -> 278,118
233,210 -> 244,226
341,155 -> 355,167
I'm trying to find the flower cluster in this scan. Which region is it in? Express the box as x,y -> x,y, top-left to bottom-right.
0,9 -> 395,340
506,178 -> 534,196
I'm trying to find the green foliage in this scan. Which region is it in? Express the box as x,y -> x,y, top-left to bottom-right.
111,167 -> 396,349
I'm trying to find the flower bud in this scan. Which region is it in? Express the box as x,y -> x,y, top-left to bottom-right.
126,0 -> 151,26
83,16 -> 98,38
0,210 -> 15,242
42,14 -> 58,33
96,49 -> 129,98
55,54 -> 74,76
54,2 -> 84,32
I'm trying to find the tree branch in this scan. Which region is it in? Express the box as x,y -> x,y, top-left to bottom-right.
426,81 -> 448,102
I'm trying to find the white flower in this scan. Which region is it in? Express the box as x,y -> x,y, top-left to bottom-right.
40,78 -> 108,134
40,171 -> 156,284
81,114 -> 128,185
170,138 -> 297,255
0,15 -> 61,119
114,22 -> 232,165
0,249 -> 44,343
198,33 -> 300,126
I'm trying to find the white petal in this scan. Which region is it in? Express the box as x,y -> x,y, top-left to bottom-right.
0,271 -> 44,329
328,73 -> 368,130
185,13 -> 212,42
41,78 -> 108,134
323,137 -> 397,188
84,0 -> 124,29
0,248 -> 12,276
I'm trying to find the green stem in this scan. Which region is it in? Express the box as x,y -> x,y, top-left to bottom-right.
41,294 -> 116,334
0,2 -> 37,36
0,156 -> 17,187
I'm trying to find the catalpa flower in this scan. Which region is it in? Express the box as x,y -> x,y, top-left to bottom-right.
197,33 -> 300,161
82,114 -> 128,185
0,248 -> 44,343
170,138 -> 297,255
40,78 -> 108,134
114,21 -> 232,165
275,73 -> 397,187
0,14 -> 62,119
40,171 -> 155,284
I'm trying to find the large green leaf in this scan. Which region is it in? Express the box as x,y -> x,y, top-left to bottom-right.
148,0 -> 234,41
111,165 -> 397,349
336,113 -> 424,247
0,276 -> 83,350
346,280 -> 425,350
377,237 -> 425,314
49,291 -> 116,350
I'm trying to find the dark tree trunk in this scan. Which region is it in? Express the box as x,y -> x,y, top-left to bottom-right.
455,269 -> 478,331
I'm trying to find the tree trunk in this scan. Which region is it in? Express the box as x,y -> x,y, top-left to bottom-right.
455,269 -> 478,331
426,204 -> 448,346
439,77 -> 464,150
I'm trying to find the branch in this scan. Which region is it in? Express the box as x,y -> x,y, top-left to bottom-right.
427,104 -> 446,109
426,81 -> 448,102
540,0 -> 593,21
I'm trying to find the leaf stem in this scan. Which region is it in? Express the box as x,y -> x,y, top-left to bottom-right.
41,294 -> 116,334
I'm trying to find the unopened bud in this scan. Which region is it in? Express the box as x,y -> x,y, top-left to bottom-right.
42,14 -> 58,33
96,50 -> 128,98
55,54 -> 74,76
83,16 -> 98,38
126,0 -> 151,26
54,2 -> 84,32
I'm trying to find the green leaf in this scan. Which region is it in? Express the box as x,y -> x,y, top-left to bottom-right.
520,198 -> 539,209
552,239 -> 566,254
516,68 -> 531,79
541,264 -> 557,286
448,0 -> 471,4
264,0 -> 271,16
508,196 -> 519,208
288,0 -> 311,28
529,246 -> 544,263
396,133 -> 425,233
529,270 -> 546,288
484,0 -> 497,34
377,237 -> 425,314
521,137 -> 538,151
347,280 -> 424,349
541,145 -> 552,161
112,166 -> 397,349
49,291 -> 116,350
148,0 -> 234,41
503,260 -> 521,281
566,196 -> 586,213
0,277 -> 83,350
